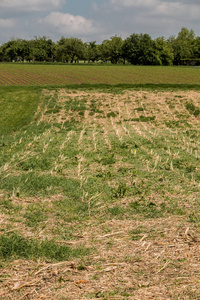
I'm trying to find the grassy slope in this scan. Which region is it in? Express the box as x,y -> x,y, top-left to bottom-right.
0,84 -> 200,299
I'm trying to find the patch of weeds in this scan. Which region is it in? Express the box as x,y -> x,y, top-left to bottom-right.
124,116 -> 155,122
45,105 -> 62,114
24,203 -> 47,227
0,232 -> 89,261
130,228 -> 146,240
65,99 -> 86,113
173,158 -> 185,169
107,111 -> 118,118
107,205 -> 126,216
52,224 -> 77,241
129,197 -> 163,218
129,186 -> 142,196
95,171 -> 112,180
95,289 -> 119,299
63,120 -> 79,131
112,182 -> 127,198
140,115 -> 156,122
188,213 -> 200,224
78,111 -> 84,116
119,142 -> 129,149
185,165 -> 196,173
121,287 -> 137,297
165,120 -> 190,128
19,156 -> 52,171
0,173 -> 81,197
100,153 -> 115,165
135,107 -> 144,111
89,101 -> 104,115
185,102 -> 200,117
54,197 -> 88,222
118,167 -> 128,174
0,198 -> 22,214
176,112 -> 188,119
77,261 -> 87,270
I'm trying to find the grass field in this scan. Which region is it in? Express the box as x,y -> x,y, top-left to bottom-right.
0,64 -> 200,85
0,66 -> 200,299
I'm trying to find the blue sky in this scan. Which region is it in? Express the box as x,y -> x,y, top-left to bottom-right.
0,0 -> 200,44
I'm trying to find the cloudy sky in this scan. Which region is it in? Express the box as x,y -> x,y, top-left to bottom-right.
0,0 -> 200,44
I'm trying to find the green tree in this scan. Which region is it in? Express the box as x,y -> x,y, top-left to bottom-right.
109,36 -> 124,64
155,37 -> 174,65
1,40 -> 19,62
192,36 -> 200,60
31,37 -> 55,62
168,27 -> 195,64
98,39 -> 111,62
85,41 -> 99,63
123,33 -> 161,65
98,36 -> 124,64
56,37 -> 84,63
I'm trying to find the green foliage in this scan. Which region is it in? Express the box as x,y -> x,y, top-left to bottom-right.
107,206 -> 126,217
56,37 -> 85,63
65,98 -> 86,112
112,182 -> 127,198
123,33 -> 161,65
101,153 -> 115,165
0,198 -> 22,214
0,27 -> 200,65
19,156 -> 52,171
168,27 -> 195,64
124,116 -> 155,122
0,233 -> 89,260
185,102 -> 200,117
107,111 -> 117,117
129,198 -> 163,218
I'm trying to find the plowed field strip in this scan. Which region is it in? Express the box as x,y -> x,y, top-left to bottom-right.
0,64 -> 200,85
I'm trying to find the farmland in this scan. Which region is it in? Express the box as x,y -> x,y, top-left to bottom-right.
0,64 -> 200,85
0,66 -> 200,299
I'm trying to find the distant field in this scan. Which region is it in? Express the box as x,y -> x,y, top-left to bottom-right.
0,64 -> 200,85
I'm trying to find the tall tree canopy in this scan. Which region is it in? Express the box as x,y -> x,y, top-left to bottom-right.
0,28 -> 200,65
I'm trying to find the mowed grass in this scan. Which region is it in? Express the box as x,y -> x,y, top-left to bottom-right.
0,84 -> 200,299
0,87 -> 41,134
0,63 -> 200,85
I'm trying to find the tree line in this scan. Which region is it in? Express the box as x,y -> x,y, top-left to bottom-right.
0,27 -> 200,65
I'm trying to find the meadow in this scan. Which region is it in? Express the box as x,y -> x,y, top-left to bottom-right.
0,65 -> 200,299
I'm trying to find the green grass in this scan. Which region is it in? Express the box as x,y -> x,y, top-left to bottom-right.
0,84 -> 200,255
0,87 -> 41,134
1,83 -> 200,299
0,232 -> 89,261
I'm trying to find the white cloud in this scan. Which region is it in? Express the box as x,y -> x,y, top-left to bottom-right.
0,0 -> 64,12
39,12 -> 97,36
110,0 -> 200,19
111,0 -> 158,9
109,0 -> 200,34
0,18 -> 16,28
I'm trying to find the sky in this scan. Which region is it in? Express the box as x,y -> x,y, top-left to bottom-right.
0,0 -> 200,45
